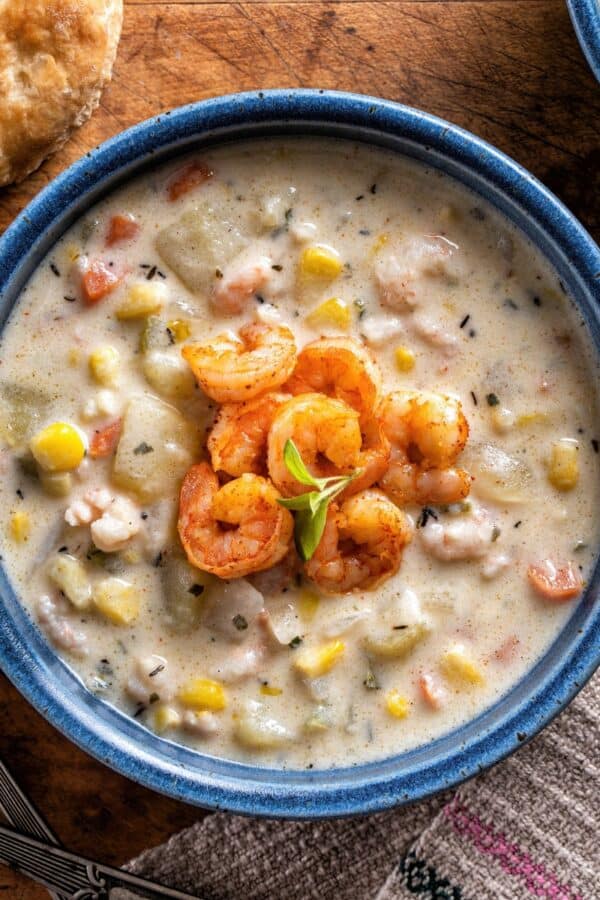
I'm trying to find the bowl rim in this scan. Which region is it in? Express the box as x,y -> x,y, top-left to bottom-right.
567,0 -> 600,82
1,89 -> 600,819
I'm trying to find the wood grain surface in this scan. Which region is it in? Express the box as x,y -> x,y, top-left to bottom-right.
0,1 -> 599,897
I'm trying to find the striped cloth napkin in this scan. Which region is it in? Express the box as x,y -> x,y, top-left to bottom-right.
128,673 -> 599,900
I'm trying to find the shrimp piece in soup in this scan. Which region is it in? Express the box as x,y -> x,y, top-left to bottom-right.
178,463 -> 294,578
267,393 -> 362,496
285,337 -> 382,423
211,246 -> 274,315
182,323 -> 296,403
208,392 -> 290,477
306,490 -> 412,593
379,390 -> 471,506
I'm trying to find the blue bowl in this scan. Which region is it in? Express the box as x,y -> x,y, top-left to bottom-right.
568,0 -> 600,81
1,90 -> 599,818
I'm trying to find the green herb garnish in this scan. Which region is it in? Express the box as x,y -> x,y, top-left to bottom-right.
277,439 -> 362,561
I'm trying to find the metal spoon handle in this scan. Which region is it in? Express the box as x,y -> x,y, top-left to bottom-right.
0,823 -> 199,899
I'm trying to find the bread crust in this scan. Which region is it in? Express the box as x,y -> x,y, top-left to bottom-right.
0,0 -> 123,187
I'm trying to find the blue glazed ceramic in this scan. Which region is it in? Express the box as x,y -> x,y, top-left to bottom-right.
1,91 -> 599,818
568,0 -> 600,81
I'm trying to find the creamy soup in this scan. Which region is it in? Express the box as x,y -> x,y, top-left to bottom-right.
0,139 -> 598,770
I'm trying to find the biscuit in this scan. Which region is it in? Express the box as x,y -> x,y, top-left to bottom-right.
0,0 -> 123,187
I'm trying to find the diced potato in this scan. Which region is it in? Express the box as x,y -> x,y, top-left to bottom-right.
461,442 -> 532,504
385,690 -> 410,719
490,406 -> 515,433
0,381 -> 49,447
260,684 -> 283,697
156,202 -> 246,295
440,645 -> 485,686
394,346 -> 416,373
234,700 -> 293,749
30,422 -> 85,473
304,705 -> 331,733
167,319 -> 191,343
89,345 -> 120,386
306,298 -> 350,329
93,577 -> 140,625
547,439 -> 579,491
112,395 -> 198,501
363,621 -> 429,659
116,281 -> 168,320
178,677 -> 227,712
162,556 -> 212,631
153,705 -> 182,734
9,511 -> 30,543
293,640 -> 345,679
142,351 -> 196,400
298,588 -> 320,623
47,554 -> 92,610
39,471 -> 73,498
300,245 -> 343,280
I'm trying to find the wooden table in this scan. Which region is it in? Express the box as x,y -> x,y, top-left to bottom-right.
1,1 -> 598,896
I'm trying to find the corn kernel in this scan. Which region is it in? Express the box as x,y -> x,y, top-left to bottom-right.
65,243 -> 80,263
298,588 -> 320,623
30,422 -> 85,472
293,640 -> 345,679
68,348 -> 81,367
89,345 -> 120,386
154,705 -> 182,734
178,678 -> 227,712
93,577 -> 140,625
394,346 -> 416,372
39,471 -> 72,498
440,645 -> 485,686
306,297 -> 350,330
548,439 -> 579,491
516,412 -> 549,427
166,319 -> 191,342
260,684 -> 283,696
116,281 -> 168,320
371,233 -> 389,255
48,554 -> 92,610
300,245 -> 343,280
121,548 -> 141,565
9,511 -> 30,543
385,690 -> 410,719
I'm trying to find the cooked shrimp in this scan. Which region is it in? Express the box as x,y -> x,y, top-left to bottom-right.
345,417 -> 391,497
305,489 -> 412,593
208,392 -> 290,477
379,390 -> 471,506
527,560 -> 583,602
285,337 -> 382,423
211,247 -> 274,316
178,463 -> 294,579
375,235 -> 458,311
267,393 -> 362,496
419,506 -> 497,561
182,323 -> 297,403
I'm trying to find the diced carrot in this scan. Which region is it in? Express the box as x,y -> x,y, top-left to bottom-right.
81,260 -> 123,304
89,419 -> 122,458
493,635 -> 520,664
167,161 -> 214,202
527,560 -> 583,602
106,214 -> 140,246
419,672 -> 446,710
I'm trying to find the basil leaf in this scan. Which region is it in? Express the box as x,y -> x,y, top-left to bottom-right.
278,492 -> 319,511
295,500 -> 329,562
283,439 -> 322,488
